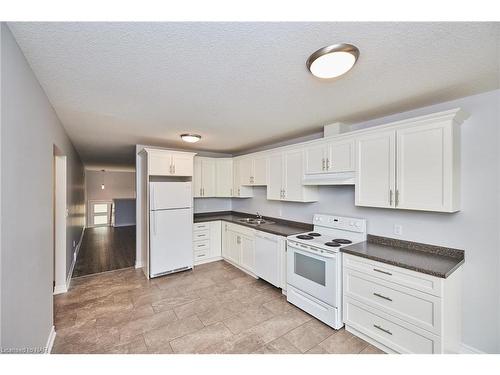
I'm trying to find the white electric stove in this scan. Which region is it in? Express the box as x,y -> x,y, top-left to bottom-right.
286,214 -> 366,329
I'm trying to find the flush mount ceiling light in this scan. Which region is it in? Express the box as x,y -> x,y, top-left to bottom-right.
180,134 -> 202,143
306,43 -> 360,79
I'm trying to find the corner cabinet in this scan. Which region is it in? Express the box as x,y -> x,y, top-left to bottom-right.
267,148 -> 318,202
233,159 -> 253,198
193,157 -> 216,197
355,109 -> 467,212
215,158 -> 233,197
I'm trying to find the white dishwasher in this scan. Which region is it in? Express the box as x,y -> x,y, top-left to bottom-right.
254,231 -> 281,288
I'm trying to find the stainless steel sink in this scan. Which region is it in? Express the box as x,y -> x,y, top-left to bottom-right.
238,218 -> 275,225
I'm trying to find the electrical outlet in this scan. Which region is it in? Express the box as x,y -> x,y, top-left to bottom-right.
394,224 -> 403,236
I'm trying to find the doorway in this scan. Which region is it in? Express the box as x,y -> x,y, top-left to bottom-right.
88,200 -> 113,227
53,152 -> 67,294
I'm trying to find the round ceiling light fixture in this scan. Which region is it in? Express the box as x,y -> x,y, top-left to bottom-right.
180,134 -> 202,143
306,43 -> 360,79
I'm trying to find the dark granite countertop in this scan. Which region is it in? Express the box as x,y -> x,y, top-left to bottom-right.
341,235 -> 465,278
194,211 -> 312,237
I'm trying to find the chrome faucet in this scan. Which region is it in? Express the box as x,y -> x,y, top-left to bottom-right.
256,212 -> 263,220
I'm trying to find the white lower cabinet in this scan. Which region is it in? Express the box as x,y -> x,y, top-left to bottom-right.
222,223 -> 255,273
342,254 -> 462,354
193,221 -> 221,265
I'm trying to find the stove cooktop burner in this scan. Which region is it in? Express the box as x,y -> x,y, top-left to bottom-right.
297,235 -> 314,240
308,232 -> 321,237
324,242 -> 341,247
333,239 -> 352,244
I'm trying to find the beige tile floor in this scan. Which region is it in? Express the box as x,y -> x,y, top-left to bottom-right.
53,260 -> 384,354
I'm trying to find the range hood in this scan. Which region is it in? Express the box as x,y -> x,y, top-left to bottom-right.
302,171 -> 355,186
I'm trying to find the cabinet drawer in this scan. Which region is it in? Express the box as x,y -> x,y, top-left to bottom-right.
344,268 -> 441,334
194,248 -> 209,262
193,230 -> 209,240
193,240 -> 209,251
193,223 -> 210,231
343,254 -> 442,297
344,297 -> 440,354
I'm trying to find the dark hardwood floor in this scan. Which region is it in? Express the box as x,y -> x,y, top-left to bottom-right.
73,225 -> 136,278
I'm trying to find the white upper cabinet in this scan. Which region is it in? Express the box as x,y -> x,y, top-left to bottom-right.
238,156 -> 268,186
238,158 -> 254,186
328,138 -> 355,173
396,121 -> 457,211
355,109 -> 466,212
233,159 -> 253,198
171,153 -> 195,176
355,131 -> 396,208
193,157 -> 203,198
267,148 -> 318,202
201,158 -> 216,197
304,141 -> 327,175
303,138 -> 355,185
267,153 -> 284,200
147,149 -> 195,176
253,156 -> 268,185
215,158 -> 233,197
193,157 -> 216,197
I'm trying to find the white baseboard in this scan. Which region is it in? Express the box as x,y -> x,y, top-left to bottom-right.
66,227 -> 85,289
54,227 -> 85,295
194,256 -> 223,266
53,284 -> 67,294
460,343 -> 486,354
135,261 -> 143,269
45,326 -> 56,354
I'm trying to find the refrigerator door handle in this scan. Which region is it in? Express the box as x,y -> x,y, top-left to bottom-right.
151,184 -> 155,210
152,211 -> 157,235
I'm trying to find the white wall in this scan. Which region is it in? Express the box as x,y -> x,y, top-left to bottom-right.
194,198 -> 232,213
233,90 -> 500,353
1,24 -> 85,350
85,169 -> 135,201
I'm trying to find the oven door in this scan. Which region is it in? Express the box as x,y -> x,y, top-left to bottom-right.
287,241 -> 340,307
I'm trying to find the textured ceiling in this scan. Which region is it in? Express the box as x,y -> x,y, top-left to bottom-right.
8,22 -> 500,167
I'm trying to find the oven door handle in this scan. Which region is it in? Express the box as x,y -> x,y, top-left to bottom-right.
287,243 -> 337,259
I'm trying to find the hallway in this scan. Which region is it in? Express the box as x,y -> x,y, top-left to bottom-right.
73,226 -> 136,278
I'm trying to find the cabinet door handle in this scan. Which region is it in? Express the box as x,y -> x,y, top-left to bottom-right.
395,189 -> 399,207
389,190 -> 393,206
238,188 -> 240,196
202,187 -> 205,196
326,158 -> 330,170
322,158 -> 325,171
173,164 -> 175,174
373,324 -> 392,335
373,292 -> 393,302
373,268 -> 392,276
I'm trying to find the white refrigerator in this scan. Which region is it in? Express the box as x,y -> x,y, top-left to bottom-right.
149,181 -> 193,278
